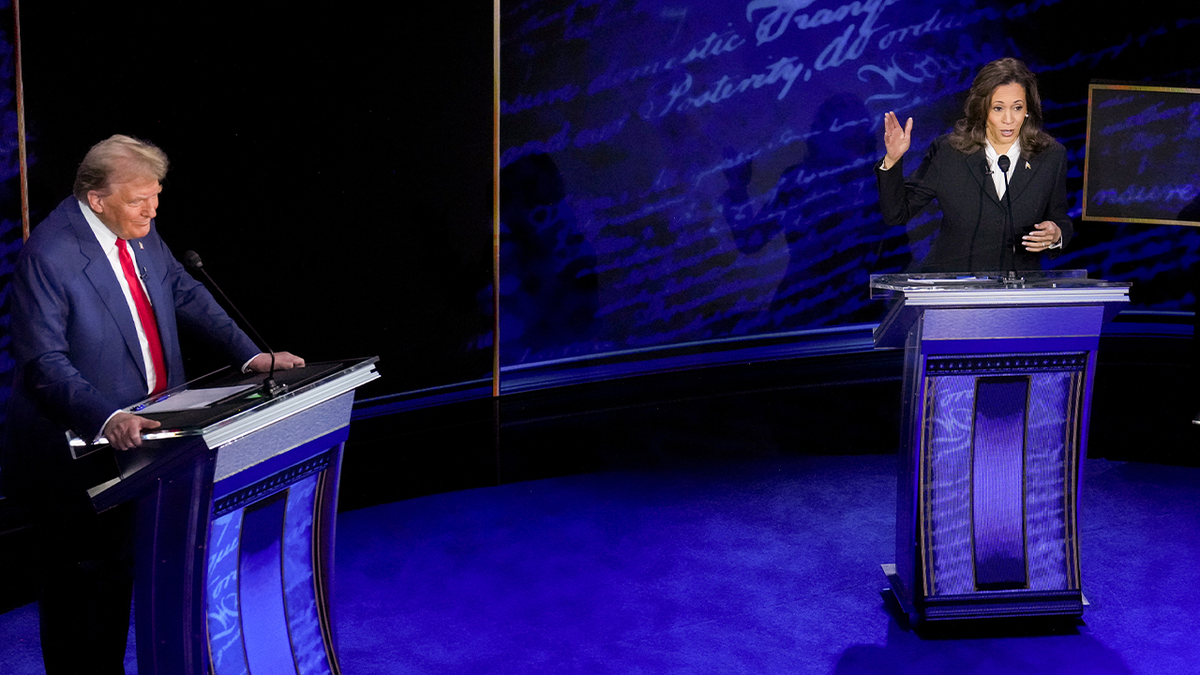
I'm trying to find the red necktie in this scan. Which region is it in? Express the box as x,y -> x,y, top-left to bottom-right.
116,239 -> 168,396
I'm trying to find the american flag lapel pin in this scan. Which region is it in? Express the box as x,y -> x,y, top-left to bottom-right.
138,242 -> 145,250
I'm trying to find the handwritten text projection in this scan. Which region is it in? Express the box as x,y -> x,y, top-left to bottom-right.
500,0 -> 1200,365
1085,87 -> 1200,223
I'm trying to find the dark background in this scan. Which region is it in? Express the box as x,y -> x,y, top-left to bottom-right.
17,3 -> 496,396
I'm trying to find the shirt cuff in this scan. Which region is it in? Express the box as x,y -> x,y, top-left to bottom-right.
241,354 -> 265,373
95,409 -> 123,444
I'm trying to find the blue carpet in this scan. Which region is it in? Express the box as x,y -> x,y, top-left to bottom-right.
1,456 -> 1198,673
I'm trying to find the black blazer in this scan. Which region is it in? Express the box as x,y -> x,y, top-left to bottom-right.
876,135 -> 1073,273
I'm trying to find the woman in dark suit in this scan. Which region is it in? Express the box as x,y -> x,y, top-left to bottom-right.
876,57 -> 1072,273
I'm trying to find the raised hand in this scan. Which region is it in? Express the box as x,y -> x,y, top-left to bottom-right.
882,111 -> 913,170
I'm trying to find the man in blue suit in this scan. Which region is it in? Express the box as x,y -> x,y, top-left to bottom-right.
3,135 -> 303,673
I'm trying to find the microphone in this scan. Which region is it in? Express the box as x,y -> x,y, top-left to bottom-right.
184,250 -> 286,397
969,158 -> 994,273
995,155 -> 1018,277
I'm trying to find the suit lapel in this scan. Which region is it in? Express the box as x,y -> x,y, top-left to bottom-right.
135,238 -> 171,326
1008,153 -> 1038,203
69,205 -> 151,386
965,149 -> 1002,207
135,237 -> 181,385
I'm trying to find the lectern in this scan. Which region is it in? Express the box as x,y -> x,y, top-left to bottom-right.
871,272 -> 1128,623
78,357 -> 379,674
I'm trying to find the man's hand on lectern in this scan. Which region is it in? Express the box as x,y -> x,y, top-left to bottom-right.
103,411 -> 162,451
247,351 -> 306,372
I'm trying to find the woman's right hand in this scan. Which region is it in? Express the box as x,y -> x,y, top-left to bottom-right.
882,111 -> 913,170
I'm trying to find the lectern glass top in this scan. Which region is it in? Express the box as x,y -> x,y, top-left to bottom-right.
69,357 -> 379,454
869,270 -> 1131,299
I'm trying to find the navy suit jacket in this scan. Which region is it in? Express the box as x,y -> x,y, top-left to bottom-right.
4,196 -> 259,480
876,135 -> 1073,272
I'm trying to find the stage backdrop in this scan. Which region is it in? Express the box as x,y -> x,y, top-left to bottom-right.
499,1 -> 1200,368
0,0 -> 22,451
3,4 -> 1200,414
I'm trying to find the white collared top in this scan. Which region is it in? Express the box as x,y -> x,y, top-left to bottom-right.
984,139 -> 1021,200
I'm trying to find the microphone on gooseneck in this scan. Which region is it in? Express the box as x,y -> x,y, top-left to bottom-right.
995,155 -> 1017,276
969,158 -> 993,273
996,155 -> 1011,183
183,250 -> 285,396
964,157 -> 993,273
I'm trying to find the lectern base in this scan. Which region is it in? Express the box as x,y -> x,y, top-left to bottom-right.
881,563 -> 1087,625
880,563 -> 917,626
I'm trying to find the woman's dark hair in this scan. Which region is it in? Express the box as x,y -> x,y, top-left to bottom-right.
948,58 -> 1055,157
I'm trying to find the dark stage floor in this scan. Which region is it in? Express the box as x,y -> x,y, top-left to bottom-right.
1,454 -> 1198,674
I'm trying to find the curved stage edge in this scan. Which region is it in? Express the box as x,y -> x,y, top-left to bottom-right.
0,311 -> 1194,604
339,310 -> 1198,512
3,454 -> 1199,674
0,311 -> 1196,653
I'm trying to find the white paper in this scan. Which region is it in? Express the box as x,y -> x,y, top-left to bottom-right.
906,276 -> 986,285
132,385 -> 257,413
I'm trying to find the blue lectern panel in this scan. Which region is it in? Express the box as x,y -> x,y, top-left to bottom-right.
205,427 -> 346,675
922,306 -> 1106,341
208,510 -> 250,675
972,377 -> 1029,590
923,374 -> 974,596
923,363 -> 1080,597
284,475 -> 335,675
240,494 -> 296,675
1024,372 -> 1075,593
206,473 -> 335,675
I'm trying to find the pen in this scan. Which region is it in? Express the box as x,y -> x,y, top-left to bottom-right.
134,392 -> 171,412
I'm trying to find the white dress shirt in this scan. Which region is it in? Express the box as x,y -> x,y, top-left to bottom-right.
80,200 -> 160,395
984,139 -> 1021,200
79,202 -> 265,441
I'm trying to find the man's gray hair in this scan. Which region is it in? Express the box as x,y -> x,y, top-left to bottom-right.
73,134 -> 169,201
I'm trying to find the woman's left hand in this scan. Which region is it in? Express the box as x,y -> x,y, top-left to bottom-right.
1023,221 -> 1061,252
